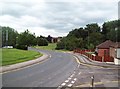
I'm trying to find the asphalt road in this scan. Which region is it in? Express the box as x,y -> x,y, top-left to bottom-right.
58,53 -> 120,88
2,48 -> 120,88
2,48 -> 78,87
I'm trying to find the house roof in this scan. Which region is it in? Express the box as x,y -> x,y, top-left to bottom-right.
110,42 -> 120,48
96,40 -> 114,49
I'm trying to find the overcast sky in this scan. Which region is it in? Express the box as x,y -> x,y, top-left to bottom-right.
0,0 -> 119,37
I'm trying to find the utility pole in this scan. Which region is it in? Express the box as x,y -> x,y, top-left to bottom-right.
6,30 -> 8,47
88,30 -> 89,49
115,28 -> 118,43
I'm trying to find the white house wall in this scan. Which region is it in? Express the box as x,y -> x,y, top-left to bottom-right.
117,48 -> 120,58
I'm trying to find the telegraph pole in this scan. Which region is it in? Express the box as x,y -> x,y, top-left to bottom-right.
6,30 -> 8,47
115,28 -> 118,43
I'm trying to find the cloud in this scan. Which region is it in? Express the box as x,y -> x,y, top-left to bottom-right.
0,0 -> 119,37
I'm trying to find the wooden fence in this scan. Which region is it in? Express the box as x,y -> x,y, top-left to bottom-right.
74,49 -> 114,62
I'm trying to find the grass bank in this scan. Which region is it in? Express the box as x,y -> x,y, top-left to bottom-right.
35,43 -> 71,52
2,48 -> 43,66
35,43 -> 57,50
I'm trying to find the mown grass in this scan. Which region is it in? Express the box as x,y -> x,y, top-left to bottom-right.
35,43 -> 71,52
35,43 -> 57,50
2,48 -> 43,66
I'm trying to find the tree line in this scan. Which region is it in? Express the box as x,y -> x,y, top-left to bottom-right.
1,19 -> 119,50
1,27 -> 48,50
56,20 -> 120,50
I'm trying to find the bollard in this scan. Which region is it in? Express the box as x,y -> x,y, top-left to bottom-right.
91,75 -> 94,89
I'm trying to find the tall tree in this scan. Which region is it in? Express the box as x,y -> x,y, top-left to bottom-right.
17,30 -> 36,46
2,27 -> 18,47
85,23 -> 101,33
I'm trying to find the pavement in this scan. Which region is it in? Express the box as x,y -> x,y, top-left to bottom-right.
0,48 -> 49,73
73,53 -> 120,69
57,52 -> 120,88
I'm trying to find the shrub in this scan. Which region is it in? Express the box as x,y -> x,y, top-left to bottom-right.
16,44 -> 28,50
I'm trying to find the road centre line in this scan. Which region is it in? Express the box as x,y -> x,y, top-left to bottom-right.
61,83 -> 66,86
70,74 -> 74,78
65,80 -> 69,83
74,78 -> 77,81
71,81 -> 75,84
78,72 -> 81,75
67,84 -> 73,87
68,77 -> 72,80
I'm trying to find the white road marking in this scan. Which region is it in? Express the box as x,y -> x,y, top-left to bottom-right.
68,77 -> 72,80
61,83 -> 66,86
79,72 -> 81,75
70,74 -> 74,78
57,86 -> 62,89
74,78 -> 77,81
65,80 -> 69,83
49,55 -> 52,58
78,65 -> 79,68
67,84 -> 73,87
71,81 -> 75,84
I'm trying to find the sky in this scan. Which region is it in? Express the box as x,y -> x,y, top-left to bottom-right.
0,0 -> 119,37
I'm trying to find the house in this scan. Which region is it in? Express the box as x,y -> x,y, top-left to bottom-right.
96,40 -> 120,64
47,35 -> 62,43
51,37 -> 62,43
96,40 -> 113,57
110,42 -> 120,65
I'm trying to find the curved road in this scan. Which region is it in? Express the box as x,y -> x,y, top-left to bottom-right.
3,48 -> 78,87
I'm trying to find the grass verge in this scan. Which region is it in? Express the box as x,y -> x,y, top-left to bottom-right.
35,43 -> 71,52
2,48 -> 43,66
35,43 -> 57,50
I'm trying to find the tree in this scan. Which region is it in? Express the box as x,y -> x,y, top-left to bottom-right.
88,32 -> 103,48
37,37 -> 48,46
85,23 -> 100,33
56,36 -> 84,51
67,27 -> 88,39
47,35 -> 52,43
102,20 -> 118,41
17,30 -> 36,47
2,26 -> 18,47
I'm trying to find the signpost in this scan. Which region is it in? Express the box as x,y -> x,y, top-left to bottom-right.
91,75 -> 94,89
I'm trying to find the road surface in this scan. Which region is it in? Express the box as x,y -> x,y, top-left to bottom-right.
2,48 -> 120,88
2,48 -> 78,87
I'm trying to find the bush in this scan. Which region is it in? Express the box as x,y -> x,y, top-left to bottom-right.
56,42 -> 65,50
16,44 -> 28,50
37,38 -> 48,46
